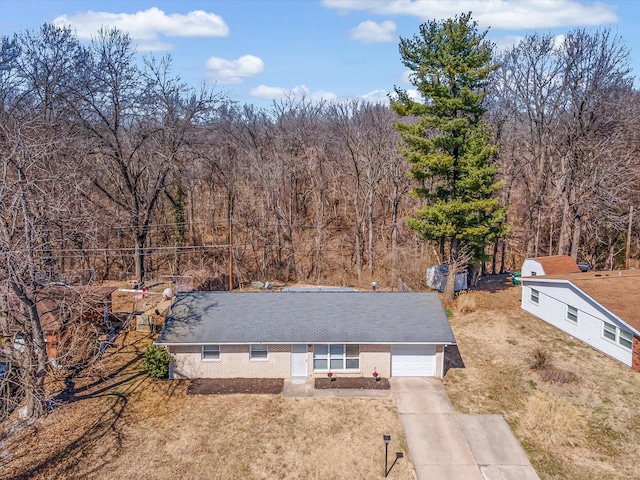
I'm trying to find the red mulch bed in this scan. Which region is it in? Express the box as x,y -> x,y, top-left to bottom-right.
315,377 -> 390,390
187,378 -> 284,394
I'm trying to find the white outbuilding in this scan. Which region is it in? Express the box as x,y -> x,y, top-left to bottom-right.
521,255 -> 581,277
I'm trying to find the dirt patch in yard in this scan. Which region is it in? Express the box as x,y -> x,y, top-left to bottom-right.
315,377 -> 390,389
444,285 -> 640,480
188,377 -> 284,394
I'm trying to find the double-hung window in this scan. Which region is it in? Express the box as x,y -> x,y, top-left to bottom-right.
250,344 -> 268,360
313,344 -> 359,371
530,288 -> 539,304
202,345 -> 220,361
603,322 -> 617,342
602,322 -> 633,350
566,306 -> 578,322
619,330 -> 633,349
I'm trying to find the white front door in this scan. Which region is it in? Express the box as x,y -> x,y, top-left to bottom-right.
290,344 -> 308,377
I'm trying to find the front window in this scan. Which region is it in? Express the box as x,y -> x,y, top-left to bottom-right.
250,344 -> 268,360
566,306 -> 578,322
313,344 -> 359,371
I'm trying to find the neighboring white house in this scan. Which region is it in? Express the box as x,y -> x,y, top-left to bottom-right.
521,270 -> 640,371
156,291 -> 457,379
521,255 -> 581,277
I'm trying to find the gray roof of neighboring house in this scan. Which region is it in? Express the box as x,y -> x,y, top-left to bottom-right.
156,291 -> 456,345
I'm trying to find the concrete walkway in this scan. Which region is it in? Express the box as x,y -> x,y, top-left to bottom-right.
390,377 -> 539,480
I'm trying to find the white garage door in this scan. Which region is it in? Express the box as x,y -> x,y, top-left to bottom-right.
391,344 -> 436,377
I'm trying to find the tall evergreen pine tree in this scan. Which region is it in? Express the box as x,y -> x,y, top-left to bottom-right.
392,12 -> 508,299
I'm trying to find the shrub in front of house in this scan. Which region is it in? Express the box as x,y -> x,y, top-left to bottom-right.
141,344 -> 171,379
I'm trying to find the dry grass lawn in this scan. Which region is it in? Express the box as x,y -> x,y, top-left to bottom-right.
0,332 -> 412,480
444,282 -> 640,480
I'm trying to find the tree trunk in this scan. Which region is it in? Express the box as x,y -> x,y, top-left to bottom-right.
391,194 -> 400,283
355,230 -> 362,281
134,233 -> 145,281
570,216 -> 581,260
557,200 -> 572,256
443,238 -> 459,302
10,283 -> 48,419
368,188 -> 374,277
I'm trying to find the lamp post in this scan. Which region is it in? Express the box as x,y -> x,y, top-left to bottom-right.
383,434 -> 403,477
383,434 -> 390,477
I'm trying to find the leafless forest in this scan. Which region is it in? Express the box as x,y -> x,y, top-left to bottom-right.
1,23 -> 640,418
2,25 -> 639,291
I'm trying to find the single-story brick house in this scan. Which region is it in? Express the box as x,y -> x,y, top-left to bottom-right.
156,291 -> 457,379
521,255 -> 581,277
521,270 -> 640,371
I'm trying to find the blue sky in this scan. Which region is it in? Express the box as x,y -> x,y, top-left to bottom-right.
1,0 -> 638,107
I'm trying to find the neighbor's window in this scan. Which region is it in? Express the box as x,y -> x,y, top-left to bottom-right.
566,306 -> 578,322
250,344 -> 268,360
313,344 -> 359,371
603,322 -> 617,342
202,344 -> 220,361
619,330 -> 633,350
530,288 -> 539,304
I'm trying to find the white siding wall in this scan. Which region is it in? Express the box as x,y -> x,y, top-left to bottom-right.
521,259 -> 544,277
521,281 -> 633,366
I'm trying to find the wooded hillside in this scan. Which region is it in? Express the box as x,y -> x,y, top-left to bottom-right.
2,25 -> 638,292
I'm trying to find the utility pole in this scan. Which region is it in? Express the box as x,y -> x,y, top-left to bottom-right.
228,190 -> 234,292
228,213 -> 233,292
626,205 -> 633,270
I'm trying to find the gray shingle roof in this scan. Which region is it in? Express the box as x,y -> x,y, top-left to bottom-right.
156,291 -> 456,345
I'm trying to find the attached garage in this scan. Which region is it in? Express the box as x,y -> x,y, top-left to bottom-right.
391,344 -> 436,377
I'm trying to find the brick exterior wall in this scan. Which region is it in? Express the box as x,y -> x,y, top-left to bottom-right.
632,336 -> 640,372
170,344 -> 290,379
169,344 -> 395,379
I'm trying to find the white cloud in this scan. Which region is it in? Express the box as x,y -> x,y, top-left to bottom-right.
553,34 -> 566,51
406,89 -> 421,102
250,84 -> 337,102
385,87 -> 422,103
322,0 -> 618,30
350,20 -> 396,43
491,34 -> 525,52
52,7 -> 228,51
205,55 -> 265,84
361,89 -> 390,103
400,69 -> 413,84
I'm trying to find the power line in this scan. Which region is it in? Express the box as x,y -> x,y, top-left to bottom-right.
0,244 -> 232,255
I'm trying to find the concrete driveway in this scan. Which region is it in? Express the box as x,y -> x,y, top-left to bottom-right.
390,377 -> 539,480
